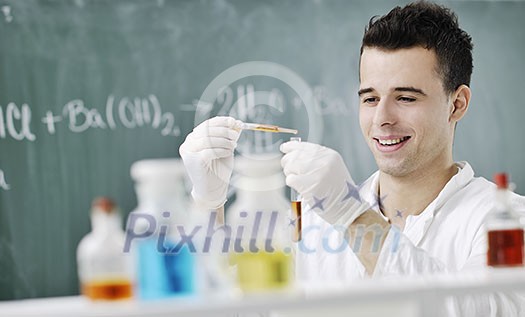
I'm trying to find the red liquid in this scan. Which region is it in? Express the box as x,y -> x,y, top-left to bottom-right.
487,229 -> 524,267
291,201 -> 302,242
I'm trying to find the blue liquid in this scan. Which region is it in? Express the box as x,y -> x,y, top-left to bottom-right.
136,237 -> 195,300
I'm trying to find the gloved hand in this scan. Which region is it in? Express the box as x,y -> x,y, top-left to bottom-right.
179,116 -> 243,210
280,141 -> 370,228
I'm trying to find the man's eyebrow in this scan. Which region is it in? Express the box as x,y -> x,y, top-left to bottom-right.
358,87 -> 428,96
394,87 -> 427,96
358,88 -> 374,96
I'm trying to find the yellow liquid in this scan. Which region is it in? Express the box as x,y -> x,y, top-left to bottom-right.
252,126 -> 280,132
81,279 -> 133,300
244,124 -> 297,134
230,250 -> 292,292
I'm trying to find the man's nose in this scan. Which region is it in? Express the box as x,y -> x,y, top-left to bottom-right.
373,99 -> 398,127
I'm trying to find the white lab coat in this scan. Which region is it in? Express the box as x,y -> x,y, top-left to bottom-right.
295,161 -> 525,316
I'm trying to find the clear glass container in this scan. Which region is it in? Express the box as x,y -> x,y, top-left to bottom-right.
128,158 -> 196,299
227,153 -> 293,292
76,197 -> 134,301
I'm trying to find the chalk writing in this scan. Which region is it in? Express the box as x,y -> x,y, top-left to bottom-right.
214,84 -> 279,154
2,94 -> 180,141
41,111 -> 62,135
1,84 -> 349,144
185,83 -> 352,118
1,5 -> 13,23
312,86 -> 354,116
0,103 -> 36,142
55,94 -> 180,136
0,169 -> 10,190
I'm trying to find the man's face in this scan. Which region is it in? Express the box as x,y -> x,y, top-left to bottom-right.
358,47 -> 455,178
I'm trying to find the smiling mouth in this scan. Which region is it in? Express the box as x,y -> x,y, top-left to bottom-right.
374,136 -> 411,146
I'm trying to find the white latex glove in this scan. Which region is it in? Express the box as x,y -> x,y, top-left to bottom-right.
179,116 -> 243,210
280,141 -> 370,228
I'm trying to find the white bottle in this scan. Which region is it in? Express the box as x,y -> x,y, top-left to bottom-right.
76,197 -> 134,300
130,158 -> 190,233
227,153 -> 293,292
128,158 -> 198,299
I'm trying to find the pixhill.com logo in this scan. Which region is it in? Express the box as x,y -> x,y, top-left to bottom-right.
124,208 -> 396,256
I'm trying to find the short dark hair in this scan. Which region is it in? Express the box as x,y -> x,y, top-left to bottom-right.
360,1 -> 473,94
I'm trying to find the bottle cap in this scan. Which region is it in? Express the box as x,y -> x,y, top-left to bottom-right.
130,158 -> 186,181
92,197 -> 115,214
494,173 -> 508,189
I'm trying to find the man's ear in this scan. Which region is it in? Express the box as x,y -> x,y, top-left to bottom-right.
449,84 -> 471,122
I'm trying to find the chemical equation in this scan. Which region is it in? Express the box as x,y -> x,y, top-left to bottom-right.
179,83 -> 354,154
42,94 -> 180,136
0,94 -> 180,142
212,84 -> 354,118
182,84 -> 354,119
196,83 -> 354,154
0,169 -> 10,190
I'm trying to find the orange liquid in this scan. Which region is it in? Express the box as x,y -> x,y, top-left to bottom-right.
252,126 -> 279,132
82,279 -> 133,300
291,201 -> 302,241
487,229 -> 524,267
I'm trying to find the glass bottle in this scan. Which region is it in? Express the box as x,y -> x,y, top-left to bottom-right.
486,173 -> 524,267
227,153 -> 293,292
76,197 -> 134,301
128,158 -> 196,299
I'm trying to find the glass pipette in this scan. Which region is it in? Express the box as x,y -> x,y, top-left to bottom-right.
240,122 -> 298,134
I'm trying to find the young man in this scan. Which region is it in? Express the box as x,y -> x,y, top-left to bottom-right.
180,1 -> 525,315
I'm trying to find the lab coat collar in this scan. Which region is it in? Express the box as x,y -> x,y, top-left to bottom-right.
360,161 -> 475,245
360,170 -> 384,216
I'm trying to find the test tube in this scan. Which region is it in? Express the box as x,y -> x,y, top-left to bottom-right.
240,122 -> 298,134
289,137 -> 302,242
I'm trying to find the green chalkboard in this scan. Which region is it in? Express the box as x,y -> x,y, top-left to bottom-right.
1,0 -> 525,300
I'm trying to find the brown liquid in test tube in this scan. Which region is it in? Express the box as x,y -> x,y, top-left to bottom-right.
291,201 -> 302,241
290,137 -> 302,241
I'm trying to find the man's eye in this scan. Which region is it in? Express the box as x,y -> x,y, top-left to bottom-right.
398,97 -> 416,102
363,97 -> 377,104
